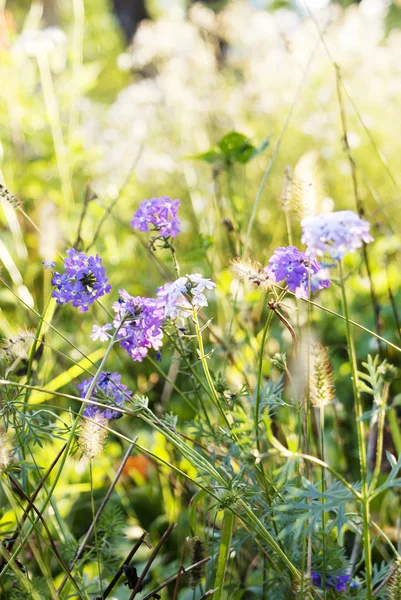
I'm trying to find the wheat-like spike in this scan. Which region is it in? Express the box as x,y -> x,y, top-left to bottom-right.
292,574 -> 312,598
291,150 -> 326,219
229,258 -> 271,289
388,563 -> 401,599
280,165 -> 293,213
80,415 -> 108,459
310,344 -> 335,407
0,432 -> 11,473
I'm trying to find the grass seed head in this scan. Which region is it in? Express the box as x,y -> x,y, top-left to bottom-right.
310,344 -> 335,408
81,414 -> 108,459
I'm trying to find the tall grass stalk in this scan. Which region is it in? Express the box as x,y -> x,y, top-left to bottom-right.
338,260 -> 372,597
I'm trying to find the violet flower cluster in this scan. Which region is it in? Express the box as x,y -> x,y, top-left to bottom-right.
265,246 -> 330,299
51,249 -> 111,312
90,274 -> 215,362
157,274 -> 216,318
301,210 -> 373,259
112,290 -> 165,362
311,571 -> 351,592
131,196 -> 180,238
79,371 -> 132,420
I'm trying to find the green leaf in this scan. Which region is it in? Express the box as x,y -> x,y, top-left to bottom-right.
187,131 -> 270,166
217,131 -> 252,159
188,489 -> 208,536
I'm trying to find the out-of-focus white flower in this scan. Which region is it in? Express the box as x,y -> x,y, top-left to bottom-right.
13,27 -> 66,57
90,324 -> 112,342
12,27 -> 67,72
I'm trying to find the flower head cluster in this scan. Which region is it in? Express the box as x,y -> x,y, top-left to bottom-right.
265,246 -> 330,299
51,249 -> 111,312
157,274 -> 216,318
301,210 -> 373,259
311,571 -> 351,592
112,290 -> 165,361
42,260 -> 56,269
79,371 -> 132,420
131,196 -> 180,238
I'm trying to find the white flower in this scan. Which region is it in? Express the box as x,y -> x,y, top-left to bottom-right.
90,324 -> 112,342
157,274 -> 215,319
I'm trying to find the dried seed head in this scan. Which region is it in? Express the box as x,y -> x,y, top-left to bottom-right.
293,574 -> 312,598
388,562 -> 401,600
80,414 -> 108,459
0,183 -> 21,208
1,331 -> 36,362
0,432 -> 11,474
190,537 -> 206,588
230,258 -> 271,289
310,345 -> 335,407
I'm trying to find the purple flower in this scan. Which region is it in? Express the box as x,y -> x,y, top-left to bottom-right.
79,371 -> 132,420
42,259 -> 56,269
265,246 -> 330,299
131,196 -> 181,239
301,210 -> 373,259
311,571 -> 351,592
51,249 -> 111,312
112,290 -> 165,362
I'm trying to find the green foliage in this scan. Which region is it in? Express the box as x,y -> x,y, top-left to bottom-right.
188,131 -> 270,168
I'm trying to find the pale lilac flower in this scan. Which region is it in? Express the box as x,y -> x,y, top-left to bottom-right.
265,246 -> 330,299
157,274 -> 216,318
42,260 -> 56,269
301,210 -> 373,259
90,324 -> 112,342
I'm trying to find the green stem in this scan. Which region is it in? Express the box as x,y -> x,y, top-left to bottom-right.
213,511 -> 235,600
192,309 -> 235,436
388,407 -> 401,456
320,406 -> 327,597
338,260 -> 372,597
370,383 -> 389,493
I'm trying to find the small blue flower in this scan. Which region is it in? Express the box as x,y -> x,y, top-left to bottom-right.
155,351 -> 162,362
311,571 -> 351,592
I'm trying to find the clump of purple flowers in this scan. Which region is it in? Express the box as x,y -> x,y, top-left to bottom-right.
51,249 -> 111,312
311,571 -> 351,592
265,246 -> 330,299
157,274 -> 216,319
131,196 -> 180,239
79,371 -> 132,420
112,290 -> 165,362
301,210 -> 373,259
